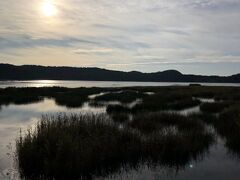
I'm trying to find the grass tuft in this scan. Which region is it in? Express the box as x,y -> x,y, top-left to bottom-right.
16,113 -> 214,179
200,102 -> 231,113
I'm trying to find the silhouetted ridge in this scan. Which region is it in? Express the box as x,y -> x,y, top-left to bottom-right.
0,63 -> 239,83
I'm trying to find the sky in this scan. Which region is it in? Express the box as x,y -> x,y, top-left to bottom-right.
0,0 -> 240,75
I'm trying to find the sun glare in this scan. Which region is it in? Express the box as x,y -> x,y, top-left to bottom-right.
42,1 -> 57,17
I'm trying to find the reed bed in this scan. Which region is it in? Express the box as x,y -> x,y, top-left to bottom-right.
16,113 -> 214,179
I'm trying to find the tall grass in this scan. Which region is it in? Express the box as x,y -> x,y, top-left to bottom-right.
131,112 -> 214,167
16,113 -> 214,179
130,112 -> 207,134
110,113 -> 130,123
213,106 -> 240,156
16,114 -> 143,179
0,87 -> 44,106
131,93 -> 201,112
106,104 -> 132,114
200,102 -> 231,113
188,112 -> 218,124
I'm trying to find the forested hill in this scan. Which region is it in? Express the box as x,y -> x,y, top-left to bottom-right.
0,64 -> 239,83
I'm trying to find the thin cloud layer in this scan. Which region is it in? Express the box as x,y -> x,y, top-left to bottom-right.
0,0 -> 240,75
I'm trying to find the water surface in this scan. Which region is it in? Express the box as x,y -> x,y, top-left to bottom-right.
0,80 -> 239,88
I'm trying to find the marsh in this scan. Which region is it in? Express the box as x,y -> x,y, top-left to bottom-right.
0,85 -> 240,179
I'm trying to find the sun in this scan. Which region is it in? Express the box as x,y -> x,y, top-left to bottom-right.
41,1 -> 57,17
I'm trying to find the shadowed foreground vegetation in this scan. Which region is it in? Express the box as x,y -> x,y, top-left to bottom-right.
212,106 -> 240,157
200,102 -> 231,113
189,105 -> 240,158
130,112 -> 206,134
16,113 -> 213,180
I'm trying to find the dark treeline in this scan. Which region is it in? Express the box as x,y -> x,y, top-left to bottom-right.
0,63 -> 239,83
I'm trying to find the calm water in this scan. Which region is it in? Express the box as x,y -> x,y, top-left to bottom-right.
0,97 -> 240,179
0,80 -> 240,88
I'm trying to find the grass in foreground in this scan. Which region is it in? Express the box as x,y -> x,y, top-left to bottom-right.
110,113 -> 130,123
200,102 -> 231,113
213,106 -> 240,156
16,114 -> 142,179
191,104 -> 240,158
129,112 -> 205,134
16,113 -> 214,179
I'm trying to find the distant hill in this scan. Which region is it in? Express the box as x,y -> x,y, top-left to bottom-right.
0,63 -> 239,83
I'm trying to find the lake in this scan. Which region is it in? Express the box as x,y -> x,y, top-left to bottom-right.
1,84 -> 240,179
0,80 -> 240,88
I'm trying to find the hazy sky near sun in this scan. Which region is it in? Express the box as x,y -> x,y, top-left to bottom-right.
0,0 -> 240,75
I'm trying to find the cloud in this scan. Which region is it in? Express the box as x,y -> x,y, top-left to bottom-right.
0,35 -> 97,50
93,23 -> 189,36
106,59 -> 240,67
73,48 -> 114,54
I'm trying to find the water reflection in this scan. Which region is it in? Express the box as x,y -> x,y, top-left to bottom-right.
103,139 -> 240,180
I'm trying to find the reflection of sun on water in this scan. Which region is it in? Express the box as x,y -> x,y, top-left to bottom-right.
41,0 -> 57,17
32,80 -> 58,87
